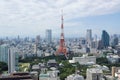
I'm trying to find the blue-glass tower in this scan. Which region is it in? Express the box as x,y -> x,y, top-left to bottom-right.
102,30 -> 110,48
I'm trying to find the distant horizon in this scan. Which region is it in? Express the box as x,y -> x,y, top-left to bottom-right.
0,29 -> 119,39
0,0 -> 120,37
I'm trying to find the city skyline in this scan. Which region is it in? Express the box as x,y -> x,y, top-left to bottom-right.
0,0 -> 120,37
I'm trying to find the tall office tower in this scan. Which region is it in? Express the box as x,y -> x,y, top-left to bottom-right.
35,35 -> 40,45
34,35 -> 40,55
8,47 -> 18,73
46,29 -> 52,43
110,34 -> 119,47
91,35 -> 98,49
102,30 -> 110,48
34,44 -> 37,55
17,35 -> 20,41
86,29 -> 92,48
0,44 -> 9,64
56,11 -> 67,56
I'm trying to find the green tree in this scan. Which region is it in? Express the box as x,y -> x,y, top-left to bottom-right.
0,61 -> 8,73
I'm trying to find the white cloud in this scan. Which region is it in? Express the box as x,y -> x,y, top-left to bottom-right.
0,0 -> 120,37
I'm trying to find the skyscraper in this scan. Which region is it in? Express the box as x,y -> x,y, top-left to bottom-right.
86,29 -> 92,48
0,44 -> 9,64
46,29 -> 52,43
102,30 -> 110,48
8,47 -> 18,73
35,35 -> 40,45
110,34 -> 119,47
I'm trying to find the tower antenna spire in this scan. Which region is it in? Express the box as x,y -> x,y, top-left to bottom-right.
56,10 -> 67,57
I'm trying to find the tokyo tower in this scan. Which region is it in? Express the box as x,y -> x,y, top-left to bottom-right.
56,11 -> 67,56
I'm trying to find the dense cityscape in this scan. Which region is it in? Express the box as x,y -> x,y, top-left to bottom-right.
0,25 -> 120,80
0,0 -> 120,80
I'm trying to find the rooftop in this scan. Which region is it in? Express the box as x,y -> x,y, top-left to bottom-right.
48,59 -> 57,63
87,68 -> 103,73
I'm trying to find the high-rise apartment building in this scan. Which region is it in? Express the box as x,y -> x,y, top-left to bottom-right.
0,44 -> 18,73
0,44 -> 9,64
46,29 -> 52,43
8,47 -> 18,73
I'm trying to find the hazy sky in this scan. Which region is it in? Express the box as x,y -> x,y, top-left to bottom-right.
0,0 -> 120,38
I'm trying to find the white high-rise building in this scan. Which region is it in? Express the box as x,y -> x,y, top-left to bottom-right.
8,47 -> 18,73
0,44 -> 9,64
46,29 -> 52,43
86,29 -> 92,48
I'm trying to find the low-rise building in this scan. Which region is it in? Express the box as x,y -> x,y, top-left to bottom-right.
0,72 -> 36,80
65,74 -> 84,80
47,59 -> 58,68
39,71 -> 60,80
32,65 -> 40,70
86,68 -> 103,80
107,54 -> 120,64
69,55 -> 96,65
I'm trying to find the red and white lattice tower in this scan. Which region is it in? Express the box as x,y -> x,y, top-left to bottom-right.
56,11 -> 67,56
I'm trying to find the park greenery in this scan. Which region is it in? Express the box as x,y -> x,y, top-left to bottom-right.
0,61 -> 8,74
19,55 -> 88,79
18,63 -> 30,72
19,54 -> 120,79
0,53 -> 118,79
97,57 -> 120,70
